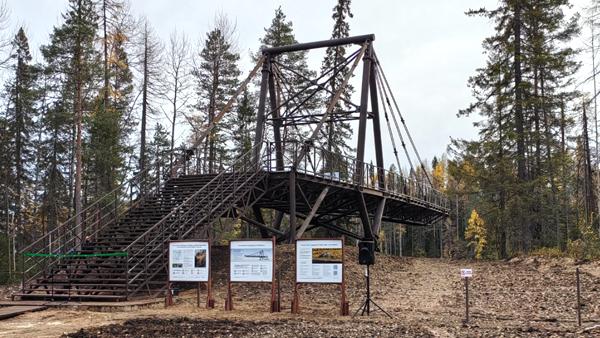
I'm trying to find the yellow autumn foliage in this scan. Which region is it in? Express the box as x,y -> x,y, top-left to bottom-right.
465,209 -> 487,259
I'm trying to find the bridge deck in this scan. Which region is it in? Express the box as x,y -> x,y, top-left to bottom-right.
249,169 -> 448,234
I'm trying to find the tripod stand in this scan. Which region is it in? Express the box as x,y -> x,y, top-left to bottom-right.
353,264 -> 392,318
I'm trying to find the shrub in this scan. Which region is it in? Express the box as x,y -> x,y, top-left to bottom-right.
531,247 -> 564,259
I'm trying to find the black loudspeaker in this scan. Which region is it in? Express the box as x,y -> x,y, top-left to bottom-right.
358,241 -> 375,265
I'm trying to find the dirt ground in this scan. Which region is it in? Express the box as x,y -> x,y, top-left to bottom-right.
2,246 -> 600,337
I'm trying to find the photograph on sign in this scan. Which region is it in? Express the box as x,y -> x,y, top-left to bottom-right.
296,239 -> 343,283
230,240 -> 273,282
169,241 -> 210,282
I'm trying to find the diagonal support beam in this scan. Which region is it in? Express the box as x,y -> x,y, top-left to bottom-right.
240,215 -> 286,237
296,187 -> 329,238
293,43 -> 367,166
252,206 -> 269,238
172,56 -> 265,176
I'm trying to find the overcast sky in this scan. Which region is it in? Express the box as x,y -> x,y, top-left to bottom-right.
5,0 -> 593,168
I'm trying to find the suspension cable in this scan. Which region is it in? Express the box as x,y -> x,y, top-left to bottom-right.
375,65 -> 415,176
375,69 -> 404,177
374,51 -> 433,185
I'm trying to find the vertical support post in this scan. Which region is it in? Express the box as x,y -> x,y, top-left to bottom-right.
225,278 -> 233,310
166,282 -> 173,307
371,198 -> 386,236
291,239 -> 299,314
125,253 -> 129,300
225,240 -> 233,311
207,261 -> 214,309
197,282 -> 201,308
289,169 -> 297,243
270,236 -> 280,312
253,55 -> 271,164
292,282 -> 299,314
268,67 -> 284,171
355,42 -> 373,180
355,42 -> 374,242
576,267 -> 582,326
340,236 -> 349,316
369,61 -> 385,188
464,277 -> 469,324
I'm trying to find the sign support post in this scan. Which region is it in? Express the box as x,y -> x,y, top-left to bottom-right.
460,268 -> 472,324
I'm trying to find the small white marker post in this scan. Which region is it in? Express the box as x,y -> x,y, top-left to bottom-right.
460,268 -> 472,324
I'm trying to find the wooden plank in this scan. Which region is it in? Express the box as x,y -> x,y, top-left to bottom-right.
0,306 -> 46,320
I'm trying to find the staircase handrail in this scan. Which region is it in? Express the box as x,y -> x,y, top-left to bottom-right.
19,166 -> 155,256
123,143 -> 265,254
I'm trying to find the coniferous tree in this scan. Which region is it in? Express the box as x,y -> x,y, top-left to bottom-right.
453,0 -> 580,257
321,0 -> 354,163
259,7 -> 319,146
232,89 -> 256,158
147,122 -> 171,179
4,28 -> 39,236
88,25 -> 133,199
192,16 -> 240,173
40,0 -> 100,240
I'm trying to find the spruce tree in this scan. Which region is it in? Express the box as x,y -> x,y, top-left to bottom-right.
259,7 -> 319,145
321,0 -> 354,163
4,28 -> 39,234
232,89 -> 256,158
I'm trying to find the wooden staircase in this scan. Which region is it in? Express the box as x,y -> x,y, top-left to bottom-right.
15,147 -> 265,302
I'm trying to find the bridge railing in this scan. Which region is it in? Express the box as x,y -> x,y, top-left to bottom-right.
263,141 -> 448,210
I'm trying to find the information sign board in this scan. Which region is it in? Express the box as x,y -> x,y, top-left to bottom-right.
296,239 -> 343,283
230,240 -> 274,282
169,241 -> 209,282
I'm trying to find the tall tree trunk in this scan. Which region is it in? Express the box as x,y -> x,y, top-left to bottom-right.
102,0 -> 109,112
14,54 -> 23,237
140,33 -> 148,181
170,75 -> 178,167
74,0 -> 84,245
583,104 -> 596,223
513,2 -> 529,251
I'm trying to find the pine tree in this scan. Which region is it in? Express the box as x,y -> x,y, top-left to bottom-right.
192,17 -> 240,173
321,0 -> 354,163
40,0 -> 100,239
